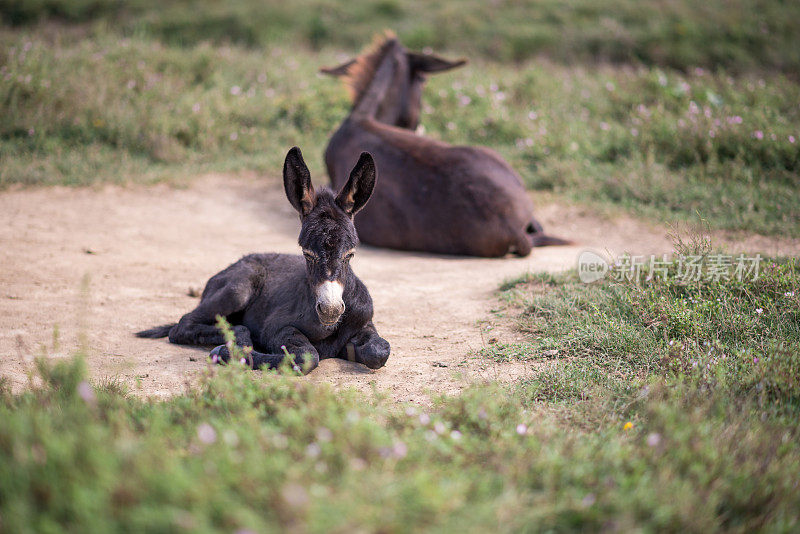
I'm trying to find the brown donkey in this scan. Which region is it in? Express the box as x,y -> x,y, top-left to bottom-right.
321,33 -> 569,257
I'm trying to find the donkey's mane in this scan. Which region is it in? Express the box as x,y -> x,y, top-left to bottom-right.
340,31 -> 397,105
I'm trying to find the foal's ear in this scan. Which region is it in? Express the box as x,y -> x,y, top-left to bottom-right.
408,52 -> 466,74
319,59 -> 356,77
335,152 -> 376,217
283,147 -> 316,217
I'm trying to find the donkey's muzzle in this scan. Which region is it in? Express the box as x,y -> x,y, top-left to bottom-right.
315,280 -> 345,326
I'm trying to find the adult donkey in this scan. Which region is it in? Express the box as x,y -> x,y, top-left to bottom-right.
136,147 -> 390,373
322,34 -> 569,257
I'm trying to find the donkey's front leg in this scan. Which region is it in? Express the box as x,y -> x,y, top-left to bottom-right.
212,326 -> 320,374
337,321 -> 390,370
269,325 -> 321,374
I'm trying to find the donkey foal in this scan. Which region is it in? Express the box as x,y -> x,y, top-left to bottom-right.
136,147 -> 390,374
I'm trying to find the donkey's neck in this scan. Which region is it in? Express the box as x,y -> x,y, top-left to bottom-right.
350,52 -> 396,120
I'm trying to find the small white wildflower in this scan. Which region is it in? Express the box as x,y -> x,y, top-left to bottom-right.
346,410 -> 360,424
419,413 -> 430,425
197,423 -> 217,444
281,483 -> 308,508
755,308 -> 763,315
305,442 -> 321,458
450,430 -> 462,440
646,433 -> 662,447
77,381 -> 95,404
393,441 -> 408,458
316,427 -> 333,442
516,423 -> 528,435
351,458 -> 367,471
230,85 -> 242,95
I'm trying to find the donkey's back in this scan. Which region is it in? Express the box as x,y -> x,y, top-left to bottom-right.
326,119 -> 549,257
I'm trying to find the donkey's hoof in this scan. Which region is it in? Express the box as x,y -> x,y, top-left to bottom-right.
209,345 -> 229,365
360,338 -> 391,369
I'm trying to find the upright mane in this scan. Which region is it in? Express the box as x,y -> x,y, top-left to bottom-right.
339,31 -> 398,106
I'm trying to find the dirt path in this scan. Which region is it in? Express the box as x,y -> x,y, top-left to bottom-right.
1,174 -> 797,403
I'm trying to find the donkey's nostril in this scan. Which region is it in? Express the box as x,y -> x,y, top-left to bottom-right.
316,300 -> 345,325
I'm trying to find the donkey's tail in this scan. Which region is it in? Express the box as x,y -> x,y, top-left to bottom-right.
135,323 -> 176,339
532,234 -> 573,247
526,220 -> 573,248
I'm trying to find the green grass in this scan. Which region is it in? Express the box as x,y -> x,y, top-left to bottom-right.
4,260 -> 800,532
2,1 -> 800,235
3,4 -> 800,530
490,247 -> 800,413
3,0 -> 800,74
2,26 -> 798,234
0,33 -> 350,186
3,251 -> 800,531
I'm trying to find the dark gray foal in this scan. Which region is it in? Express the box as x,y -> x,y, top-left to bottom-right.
136,147 -> 390,374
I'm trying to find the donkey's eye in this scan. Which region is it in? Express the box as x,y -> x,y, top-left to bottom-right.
302,250 -> 317,262
343,250 -> 355,261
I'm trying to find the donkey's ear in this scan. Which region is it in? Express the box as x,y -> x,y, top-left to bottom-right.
283,147 -> 316,217
335,152 -> 376,217
319,59 -> 356,77
408,52 -> 466,73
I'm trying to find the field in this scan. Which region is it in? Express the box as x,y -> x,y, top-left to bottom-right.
1,0 -> 799,531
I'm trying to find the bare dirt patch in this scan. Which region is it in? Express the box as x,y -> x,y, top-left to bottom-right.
2,174 -> 797,402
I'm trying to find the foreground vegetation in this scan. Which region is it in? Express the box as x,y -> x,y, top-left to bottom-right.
2,249 -> 798,531
1,1 -> 799,235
